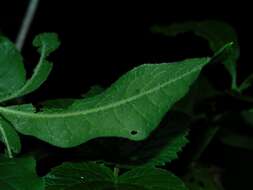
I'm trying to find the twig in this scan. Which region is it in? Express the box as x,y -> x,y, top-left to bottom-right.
16,0 -> 40,51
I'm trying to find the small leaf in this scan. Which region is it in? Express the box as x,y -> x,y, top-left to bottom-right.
0,36 -> 26,99
0,155 -> 44,190
152,20 -> 240,91
0,116 -> 21,158
0,33 -> 60,103
33,33 -> 60,56
0,58 -> 210,147
45,162 -> 187,190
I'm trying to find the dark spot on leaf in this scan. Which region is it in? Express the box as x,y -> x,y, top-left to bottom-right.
130,130 -> 138,135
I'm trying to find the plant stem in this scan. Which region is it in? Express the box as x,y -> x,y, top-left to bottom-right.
114,166 -> 120,186
114,167 -> 119,178
0,124 -> 13,158
16,0 -> 40,51
192,125 -> 220,162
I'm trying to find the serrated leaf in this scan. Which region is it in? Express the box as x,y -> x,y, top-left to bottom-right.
152,20 -> 240,91
0,36 -> 26,99
145,130 -> 189,167
0,58 -> 209,147
0,33 -> 60,103
0,116 -> 21,157
45,162 -> 187,190
0,155 -> 44,190
118,111 -> 190,167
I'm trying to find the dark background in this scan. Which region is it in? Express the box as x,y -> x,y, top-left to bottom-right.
0,1 -> 251,101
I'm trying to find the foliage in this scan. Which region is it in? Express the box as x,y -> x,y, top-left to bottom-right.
0,20 -> 252,190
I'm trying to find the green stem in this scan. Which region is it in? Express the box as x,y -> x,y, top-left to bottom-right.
114,167 -> 119,178
0,123 -> 13,158
114,167 -> 120,186
16,0 -> 40,51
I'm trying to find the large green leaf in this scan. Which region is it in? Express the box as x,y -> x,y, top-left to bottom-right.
0,33 -> 60,103
45,162 -> 187,190
0,116 -> 21,158
0,58 -> 209,147
152,20 -> 239,91
0,156 -> 44,190
0,36 -> 26,99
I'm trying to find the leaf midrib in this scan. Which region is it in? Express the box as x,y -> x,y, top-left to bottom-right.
0,62 -> 206,118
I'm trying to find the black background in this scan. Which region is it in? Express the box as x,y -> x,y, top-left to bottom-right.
0,1 -> 251,101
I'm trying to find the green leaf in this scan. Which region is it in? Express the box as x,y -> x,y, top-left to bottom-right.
0,156 -> 44,190
119,167 -> 187,190
145,130 -> 188,167
39,99 -> 75,110
118,111 -> 190,167
0,33 -> 60,103
174,75 -> 220,116
0,116 -> 21,158
0,36 -> 26,99
0,58 -> 210,147
152,20 -> 240,91
45,162 -> 187,190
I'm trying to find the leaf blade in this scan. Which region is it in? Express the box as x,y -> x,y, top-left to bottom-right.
0,58 -> 209,147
